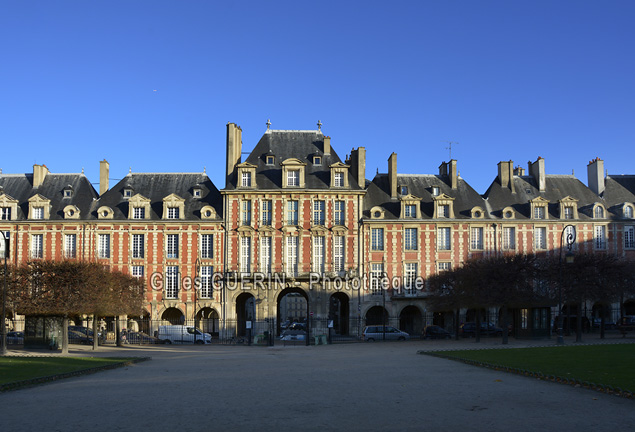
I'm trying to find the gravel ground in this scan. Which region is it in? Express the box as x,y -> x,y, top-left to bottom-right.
1,334 -> 634,431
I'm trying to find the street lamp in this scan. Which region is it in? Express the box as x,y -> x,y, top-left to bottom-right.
1,231 -> 8,356
558,225 -> 576,345
194,258 -> 200,344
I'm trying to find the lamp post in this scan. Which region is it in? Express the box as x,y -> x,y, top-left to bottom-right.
558,225 -> 576,345
1,231 -> 8,355
194,258 -> 200,344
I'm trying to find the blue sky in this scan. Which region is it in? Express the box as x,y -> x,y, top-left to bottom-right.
2,1 -> 634,194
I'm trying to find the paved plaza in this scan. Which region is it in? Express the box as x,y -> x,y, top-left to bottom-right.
1,335 -> 634,431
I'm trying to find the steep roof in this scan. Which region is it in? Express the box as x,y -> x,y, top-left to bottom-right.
603,175 -> 635,216
225,130 -> 363,190
92,173 -> 222,220
0,172 -> 97,220
483,174 -> 603,219
364,173 -> 487,219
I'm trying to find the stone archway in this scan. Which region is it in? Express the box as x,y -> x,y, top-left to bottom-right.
329,292 -> 350,335
161,307 -> 184,325
277,287 -> 309,335
197,307 -> 219,336
236,293 -> 255,337
399,305 -> 422,337
365,306 -> 388,326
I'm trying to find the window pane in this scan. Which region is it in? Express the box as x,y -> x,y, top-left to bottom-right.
371,228 -> 384,251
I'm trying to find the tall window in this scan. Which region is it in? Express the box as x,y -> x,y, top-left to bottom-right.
313,236 -> 324,273
534,206 -> 546,219
564,207 -> 574,219
334,201 -> 345,225
595,206 -> 605,219
260,237 -> 271,273
404,204 -> 416,218
200,234 -> 213,259
313,200 -> 325,225
370,263 -> 384,294
470,227 -> 483,250
594,225 -> 606,249
534,227 -> 546,250
438,262 -> 451,272
437,227 -> 451,250
165,266 -> 179,299
167,207 -> 180,219
133,207 -> 145,219
625,206 -> 634,219
64,234 -> 77,258
625,226 -> 635,249
98,234 -> 110,259
241,200 -> 251,226
439,205 -> 450,218
287,170 -> 299,186
286,236 -> 298,276
333,236 -> 344,273
502,227 -> 515,250
166,234 -> 179,259
132,234 -> 144,259
200,266 -> 213,298
32,207 -> 44,220
240,237 -> 251,274
0,207 -> 10,220
241,171 -> 252,187
371,228 -> 384,251
261,200 -> 272,225
404,228 -> 417,251
333,172 -> 343,187
0,231 -> 9,258
287,200 -> 298,225
132,265 -> 144,278
404,263 -> 417,291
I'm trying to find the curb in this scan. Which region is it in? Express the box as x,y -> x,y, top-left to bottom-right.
0,356 -> 151,392
419,348 -> 634,400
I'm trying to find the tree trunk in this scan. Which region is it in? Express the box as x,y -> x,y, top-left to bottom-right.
92,315 -> 99,350
600,304 -> 605,340
576,302 -> 583,343
116,316 -> 122,347
455,309 -> 460,340
61,315 -> 69,355
475,309 -> 481,343
501,305 -> 509,345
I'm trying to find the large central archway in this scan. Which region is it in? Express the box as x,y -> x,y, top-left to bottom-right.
329,292 -> 350,335
197,307 -> 219,337
277,287 -> 309,335
236,293 -> 255,337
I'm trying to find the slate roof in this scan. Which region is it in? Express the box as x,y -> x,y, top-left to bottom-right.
483,174 -> 604,219
364,173 -> 487,219
92,173 -> 222,220
603,175 -> 635,217
224,130 -> 363,190
0,172 -> 98,220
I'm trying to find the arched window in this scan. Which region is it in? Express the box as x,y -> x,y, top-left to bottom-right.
594,206 -> 604,219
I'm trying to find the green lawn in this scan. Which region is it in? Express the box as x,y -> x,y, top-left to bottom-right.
0,357 -> 138,385
432,344 -> 635,391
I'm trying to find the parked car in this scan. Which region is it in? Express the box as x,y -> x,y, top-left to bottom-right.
617,316 -> 635,335
459,322 -> 503,338
126,331 -> 164,344
288,322 -> 306,331
68,330 -> 94,345
7,331 -> 24,345
423,325 -> 452,340
362,326 -> 410,342
592,318 -> 616,330
280,329 -> 306,341
157,325 -> 212,344
280,320 -> 291,330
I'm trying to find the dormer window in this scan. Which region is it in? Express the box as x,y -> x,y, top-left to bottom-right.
193,188 -> 202,198
133,207 -> 145,219
432,194 -> 455,219
167,207 -> 180,219
431,186 -> 440,197
400,186 -> 408,195
329,162 -> 350,188
594,205 -> 605,219
28,194 -> 50,220
404,204 -> 416,218
625,204 -> 634,219
127,194 -> 151,219
370,206 -> 385,219
242,171 -> 252,187
439,205 -> 450,218
33,207 -> 44,219
162,193 -> 185,220
63,187 -> 73,198
236,162 -> 257,189
530,197 -> 549,220
281,158 -> 307,188
558,197 -> 578,220
313,156 -> 322,166
266,155 -> 275,166
288,170 -> 299,186
333,172 -> 344,187
502,207 -> 515,219
564,207 -> 573,219
64,205 -> 80,219
534,207 -> 546,219
0,193 -> 18,221
0,207 -> 10,220
124,188 -> 133,199
471,207 -> 485,219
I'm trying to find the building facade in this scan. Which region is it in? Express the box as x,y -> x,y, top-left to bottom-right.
1,122 -> 634,338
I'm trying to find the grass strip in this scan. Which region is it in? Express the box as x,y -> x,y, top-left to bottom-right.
421,344 -> 635,397
0,356 -> 150,391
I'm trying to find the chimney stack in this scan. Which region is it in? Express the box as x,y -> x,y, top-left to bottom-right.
99,159 -> 110,195
497,160 -> 515,193
349,147 -> 366,188
528,157 -> 546,192
587,157 -> 605,196
514,165 -> 525,176
388,153 -> 397,199
439,160 -> 458,189
323,136 -> 331,155
33,164 -> 49,188
225,122 -> 242,185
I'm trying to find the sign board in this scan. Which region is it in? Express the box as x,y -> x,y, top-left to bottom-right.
328,320 -> 334,328
246,321 -> 252,329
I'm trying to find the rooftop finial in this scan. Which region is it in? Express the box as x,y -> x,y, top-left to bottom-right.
204,166 -> 206,174
129,167 -> 132,174
266,119 -> 271,130
81,167 -> 84,174
317,120 -> 322,132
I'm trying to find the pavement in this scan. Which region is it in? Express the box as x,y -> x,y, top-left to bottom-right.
1,333 -> 634,431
